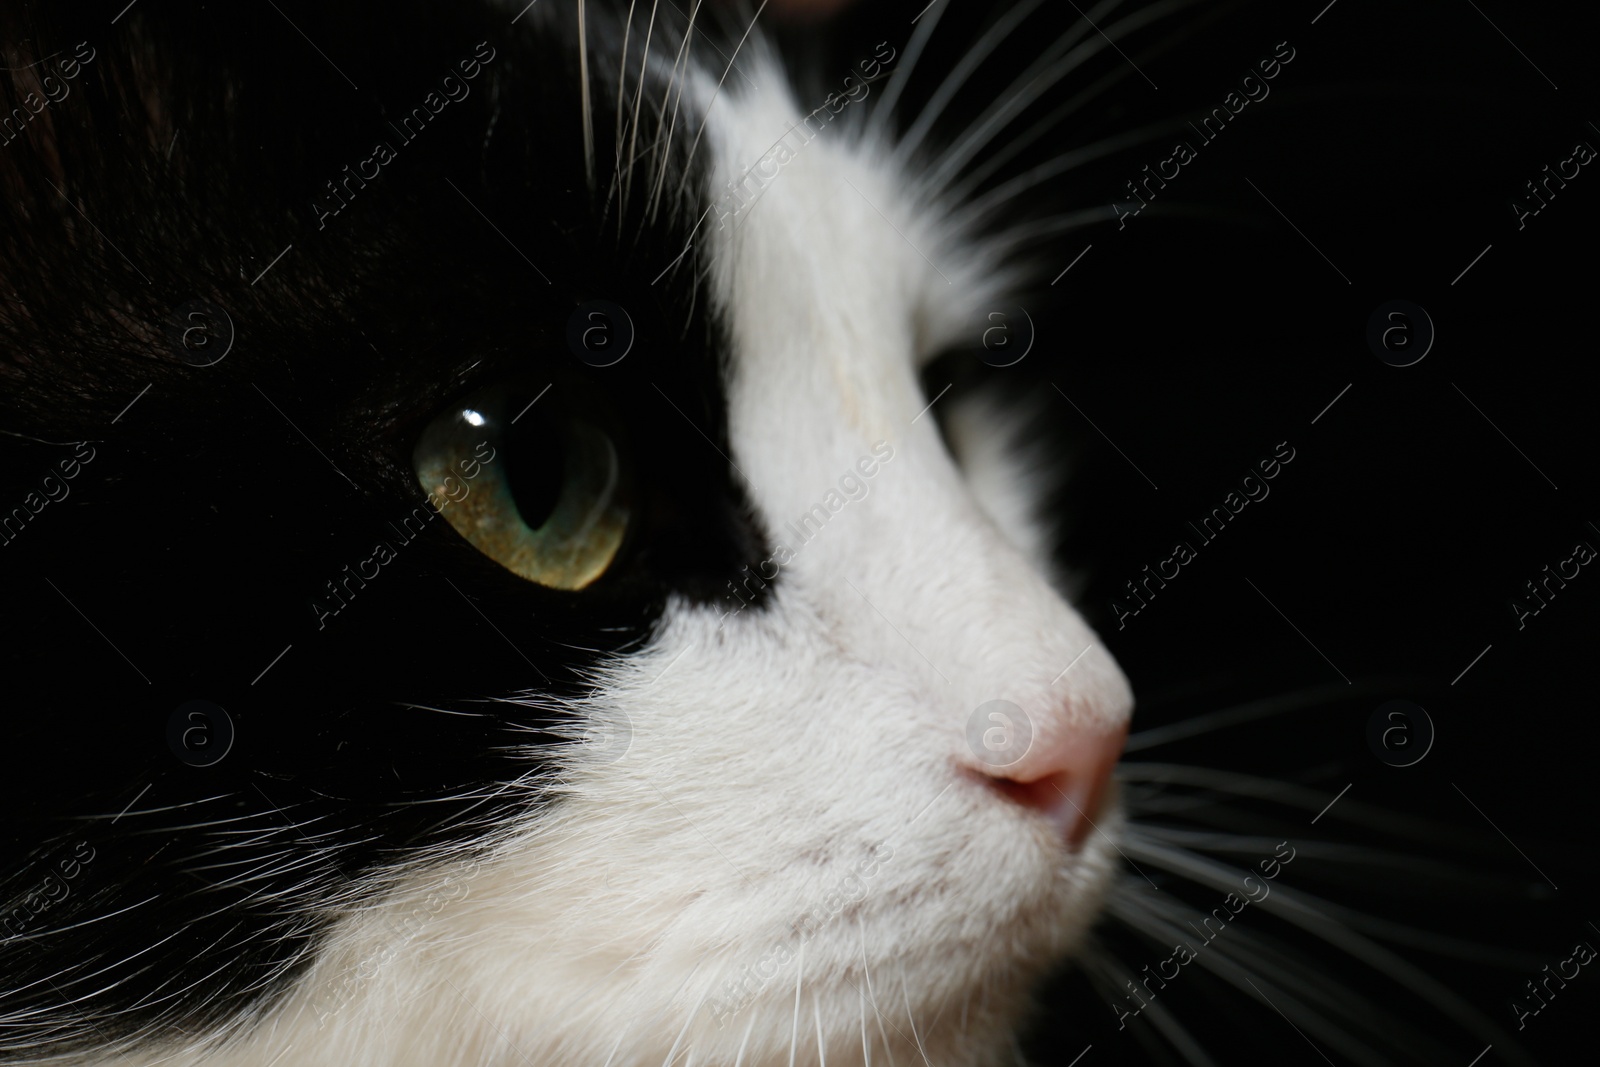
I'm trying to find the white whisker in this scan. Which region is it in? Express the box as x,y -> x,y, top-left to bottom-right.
623,0 -> 663,211
926,0 -> 1197,193
865,0 -> 950,144
579,0 -> 596,190
891,0 -> 1048,168
647,0 -> 704,223
674,0 -> 772,206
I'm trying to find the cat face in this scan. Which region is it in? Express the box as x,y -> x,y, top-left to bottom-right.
0,2 -> 1130,1064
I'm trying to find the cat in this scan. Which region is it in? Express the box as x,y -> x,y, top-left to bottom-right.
0,1 -> 1573,1065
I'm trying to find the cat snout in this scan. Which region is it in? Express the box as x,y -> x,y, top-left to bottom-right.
961,696 -> 1129,850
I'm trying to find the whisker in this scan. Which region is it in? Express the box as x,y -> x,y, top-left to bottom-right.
732,1011 -> 756,1067
947,0 -> 1257,202
789,939 -> 804,1067
891,0 -> 1063,169
863,0 -> 951,145
622,0 -> 663,212
674,0 -> 772,207
1119,837 -> 1537,1063
814,992 -> 827,1067
1079,945 -> 1219,1067
614,0 -> 640,167
926,0 -> 1201,194
1119,891 -> 1438,1049
947,117 -> 1194,228
859,972 -> 871,1067
1118,763 -> 1477,843
579,0 -> 596,191
1126,680 -> 1404,752
899,972 -> 935,1067
1106,896 -> 1407,1066
1129,824 -> 1540,901
647,0 -> 703,224
856,916 -> 898,1067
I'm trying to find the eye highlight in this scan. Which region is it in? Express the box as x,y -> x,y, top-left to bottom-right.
413,381 -> 632,591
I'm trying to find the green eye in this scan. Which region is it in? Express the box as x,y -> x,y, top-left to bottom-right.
413,382 -> 632,591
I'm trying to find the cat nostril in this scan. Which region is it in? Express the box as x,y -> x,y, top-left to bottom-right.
971,724 -> 1127,850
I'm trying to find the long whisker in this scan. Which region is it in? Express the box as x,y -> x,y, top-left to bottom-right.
622,0 -> 663,212
859,972 -> 871,1067
1126,680 -> 1401,752
615,1 -> 639,166
1117,763 -> 1474,842
947,117 -> 1192,229
946,0 -> 1254,202
1119,890 -> 1440,1047
857,916 -> 898,1067
1078,944 -> 1219,1067
1119,837 -> 1538,1064
891,0 -> 1081,169
1130,824 -> 1538,898
925,0 -> 1202,195
863,0 -> 951,145
789,938 -> 804,1067
814,992 -> 827,1067
647,0 -> 703,224
732,1011 -> 756,1067
674,0 -> 772,207
579,0 -> 596,191
915,0 -> 1128,193
899,972 -> 935,1067
1106,895 -> 1410,1066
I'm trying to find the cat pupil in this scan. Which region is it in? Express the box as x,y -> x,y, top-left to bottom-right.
505,410 -> 565,532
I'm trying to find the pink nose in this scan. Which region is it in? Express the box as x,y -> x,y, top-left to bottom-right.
969,713 -> 1128,850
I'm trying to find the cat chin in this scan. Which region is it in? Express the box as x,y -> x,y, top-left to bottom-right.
105,799 -> 1121,1067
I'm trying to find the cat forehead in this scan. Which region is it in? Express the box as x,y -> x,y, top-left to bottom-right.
700,59 -> 998,387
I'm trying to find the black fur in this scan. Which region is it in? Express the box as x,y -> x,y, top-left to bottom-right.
0,1 -> 764,1055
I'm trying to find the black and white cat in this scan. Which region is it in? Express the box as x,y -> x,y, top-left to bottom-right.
1,1 -> 1587,1065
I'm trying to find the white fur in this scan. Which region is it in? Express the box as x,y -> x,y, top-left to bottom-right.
109,55 -> 1132,1067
